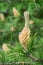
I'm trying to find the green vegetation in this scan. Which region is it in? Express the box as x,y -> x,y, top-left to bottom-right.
0,0 -> 43,65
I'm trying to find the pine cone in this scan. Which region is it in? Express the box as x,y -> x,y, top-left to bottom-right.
13,7 -> 20,17
2,44 -> 10,52
0,13 -> 5,21
19,11 -> 31,51
19,27 -> 30,50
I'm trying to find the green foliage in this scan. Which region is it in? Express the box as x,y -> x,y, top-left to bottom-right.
0,0 -> 43,65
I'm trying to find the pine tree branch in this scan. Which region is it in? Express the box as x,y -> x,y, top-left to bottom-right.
3,62 -> 30,65
29,54 -> 43,63
0,0 -> 7,2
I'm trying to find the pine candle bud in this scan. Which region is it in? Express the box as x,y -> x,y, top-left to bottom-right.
19,27 -> 30,44
0,13 -> 5,21
13,7 -> 20,17
11,26 -> 15,32
19,11 -> 30,51
2,44 -> 10,52
29,20 -> 33,25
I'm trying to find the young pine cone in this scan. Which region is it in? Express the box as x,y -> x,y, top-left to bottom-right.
13,7 -> 20,17
19,27 -> 30,50
2,44 -> 10,52
19,11 -> 30,51
0,13 -> 5,21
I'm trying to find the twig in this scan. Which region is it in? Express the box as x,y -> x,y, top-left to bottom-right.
29,54 -> 38,61
29,54 -> 43,63
0,62 -> 30,65
0,0 -> 6,2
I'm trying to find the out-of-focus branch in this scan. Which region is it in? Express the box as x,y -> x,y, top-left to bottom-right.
29,54 -> 43,63
0,62 -> 30,65
0,0 -> 6,2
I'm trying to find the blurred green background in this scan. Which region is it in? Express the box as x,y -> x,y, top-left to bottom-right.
0,0 -> 43,65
